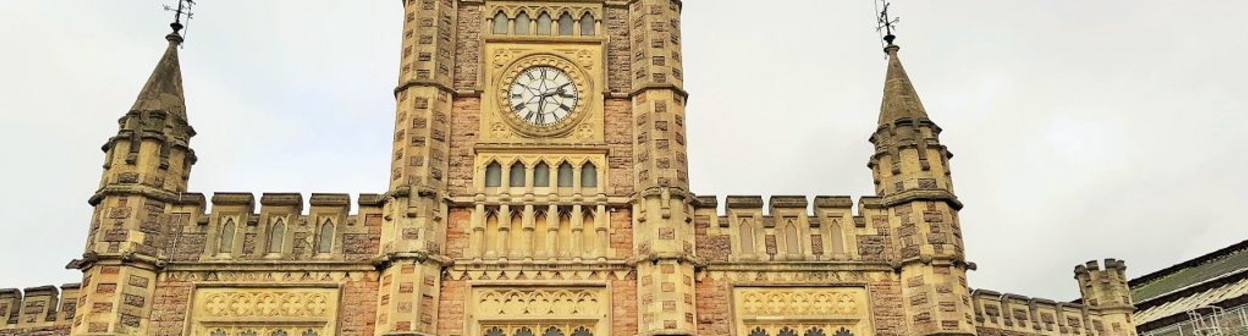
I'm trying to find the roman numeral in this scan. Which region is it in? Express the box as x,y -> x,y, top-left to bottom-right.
514,103 -> 526,111
511,94 -> 523,99
524,111 -> 535,122
559,104 -> 572,112
526,72 -> 536,80
536,113 -> 546,125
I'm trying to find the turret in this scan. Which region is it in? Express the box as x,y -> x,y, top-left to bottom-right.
1073,259 -> 1136,336
1074,259 -> 1133,310
868,35 -> 976,336
70,24 -> 195,336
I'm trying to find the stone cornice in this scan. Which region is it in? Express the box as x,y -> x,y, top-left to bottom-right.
881,188 -> 964,210
88,185 -> 181,206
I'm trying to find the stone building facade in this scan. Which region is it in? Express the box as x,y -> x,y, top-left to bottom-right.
0,1 -> 1138,336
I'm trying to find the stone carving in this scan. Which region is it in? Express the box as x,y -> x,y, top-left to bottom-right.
493,49 -> 515,69
475,288 -> 604,317
739,288 -> 860,317
202,291 -> 331,318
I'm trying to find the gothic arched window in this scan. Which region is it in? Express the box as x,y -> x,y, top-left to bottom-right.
543,327 -> 565,336
581,162 -> 598,188
748,327 -> 770,336
218,219 -> 236,254
493,12 -> 509,34
805,327 -> 828,336
833,327 -> 854,336
571,326 -> 593,336
579,13 -> 596,36
301,330 -> 319,336
537,13 -> 552,35
534,162 -> 551,187
778,327 -> 799,336
557,162 -> 574,187
515,12 -> 532,34
510,162 -> 527,187
515,327 -> 535,336
317,220 -> 334,254
240,330 -> 258,336
485,162 -> 502,187
271,330 -> 289,336
210,329 -> 227,336
484,327 -> 505,336
558,13 -> 575,35
267,219 -> 285,254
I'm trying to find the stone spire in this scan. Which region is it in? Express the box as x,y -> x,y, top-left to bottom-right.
129,32 -> 187,121
878,43 -> 930,126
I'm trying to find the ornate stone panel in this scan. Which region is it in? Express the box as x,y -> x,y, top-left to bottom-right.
190,287 -> 339,336
733,287 -> 873,336
470,285 -> 609,336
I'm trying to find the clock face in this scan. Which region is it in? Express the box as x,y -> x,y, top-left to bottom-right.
507,66 -> 581,127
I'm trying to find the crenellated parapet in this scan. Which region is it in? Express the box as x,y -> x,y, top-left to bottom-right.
0,284 -> 79,335
691,195 -> 898,264
152,192 -> 387,263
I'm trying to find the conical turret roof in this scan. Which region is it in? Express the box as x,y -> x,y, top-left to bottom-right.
878,44 -> 929,125
129,33 -> 187,120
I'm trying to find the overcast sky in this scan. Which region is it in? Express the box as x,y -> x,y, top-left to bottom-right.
1,1 -> 1245,301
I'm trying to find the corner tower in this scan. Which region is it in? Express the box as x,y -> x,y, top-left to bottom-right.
868,36 -> 977,336
1075,259 -> 1137,336
70,25 -> 197,336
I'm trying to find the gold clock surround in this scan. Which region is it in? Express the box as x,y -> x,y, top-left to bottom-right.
496,54 -> 594,138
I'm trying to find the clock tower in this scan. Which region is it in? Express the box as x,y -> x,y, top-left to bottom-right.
380,0 -> 688,335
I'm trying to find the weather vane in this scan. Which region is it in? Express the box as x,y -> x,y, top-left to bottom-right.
163,0 -> 197,43
875,0 -> 900,47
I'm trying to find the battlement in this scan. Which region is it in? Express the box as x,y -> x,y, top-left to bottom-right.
1074,258 -> 1128,275
691,195 -> 899,263
1074,259 -> 1133,310
0,284 -> 78,332
693,195 -> 867,217
156,192 -> 388,263
971,288 -> 1110,336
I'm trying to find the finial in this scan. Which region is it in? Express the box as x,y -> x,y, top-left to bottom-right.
163,0 -> 197,43
875,0 -> 901,51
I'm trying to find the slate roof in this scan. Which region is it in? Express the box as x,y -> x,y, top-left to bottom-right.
1129,240 -> 1248,329
1131,240 -> 1248,303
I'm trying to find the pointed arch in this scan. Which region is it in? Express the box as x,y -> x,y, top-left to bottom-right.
784,220 -> 801,255
485,161 -> 502,187
485,211 -> 500,255
515,11 -> 532,34
509,161 -> 527,187
778,327 -> 799,336
579,13 -> 596,36
829,218 -> 846,255
267,218 -> 286,254
536,12 -> 553,35
740,220 -> 756,255
583,210 -> 597,254
534,161 -> 551,187
317,219 -> 334,254
516,327 -> 535,336
218,218 -> 236,254
580,162 -> 598,188
558,13 -> 575,35
557,162 -> 574,187
492,11 -> 509,34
